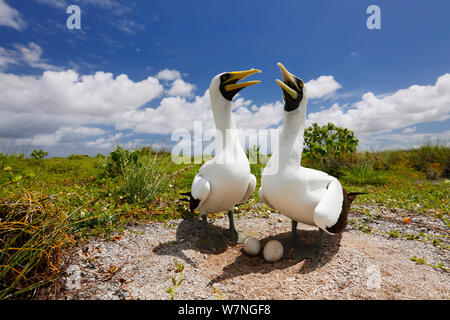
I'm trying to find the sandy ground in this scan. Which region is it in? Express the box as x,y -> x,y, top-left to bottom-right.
57,204 -> 449,300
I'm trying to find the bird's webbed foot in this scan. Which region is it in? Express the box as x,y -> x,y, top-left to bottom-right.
289,223 -> 324,267
195,233 -> 225,252
222,228 -> 250,244
222,210 -> 257,244
292,243 -> 323,267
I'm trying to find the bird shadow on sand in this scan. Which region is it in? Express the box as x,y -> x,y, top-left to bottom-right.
208,229 -> 342,286
152,217 -> 231,266
153,217 -> 342,284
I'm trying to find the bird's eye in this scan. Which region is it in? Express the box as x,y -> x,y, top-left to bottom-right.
221,74 -> 228,82
299,81 -> 304,88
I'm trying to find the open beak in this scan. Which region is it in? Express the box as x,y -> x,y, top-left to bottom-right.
277,62 -> 301,91
276,79 -> 298,100
224,69 -> 262,92
275,62 -> 299,99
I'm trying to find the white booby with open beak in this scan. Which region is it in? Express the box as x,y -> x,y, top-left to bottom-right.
259,63 -> 364,265
183,69 -> 261,251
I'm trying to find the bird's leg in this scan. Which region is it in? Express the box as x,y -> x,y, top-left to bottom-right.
195,215 -> 225,251
222,210 -> 251,244
284,220 -> 300,249
222,210 -> 239,243
292,228 -> 324,267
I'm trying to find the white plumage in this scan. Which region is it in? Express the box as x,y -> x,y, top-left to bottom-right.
259,63 -> 349,265
189,69 -> 260,250
192,74 -> 256,214
260,150 -> 344,232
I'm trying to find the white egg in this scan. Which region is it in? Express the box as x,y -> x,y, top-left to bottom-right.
263,240 -> 284,262
242,236 -> 261,256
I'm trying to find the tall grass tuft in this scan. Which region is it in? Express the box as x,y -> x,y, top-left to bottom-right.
98,145 -> 173,205
0,190 -> 76,300
339,162 -> 388,185
119,153 -> 172,205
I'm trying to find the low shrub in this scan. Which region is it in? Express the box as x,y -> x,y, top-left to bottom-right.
119,153 -> 172,205
374,144 -> 449,179
98,145 -> 142,178
98,145 -> 173,205
31,149 -> 48,160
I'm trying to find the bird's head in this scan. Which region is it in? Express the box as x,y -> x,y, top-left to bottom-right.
275,62 -> 307,112
210,69 -> 261,102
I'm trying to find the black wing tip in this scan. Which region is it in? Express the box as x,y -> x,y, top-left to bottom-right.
347,192 -> 368,203
326,190 -> 366,234
179,191 -> 200,213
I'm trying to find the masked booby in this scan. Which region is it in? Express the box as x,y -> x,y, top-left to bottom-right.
259,63 -> 364,265
185,69 -> 261,251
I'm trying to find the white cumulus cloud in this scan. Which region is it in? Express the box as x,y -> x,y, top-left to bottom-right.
307,74 -> 450,137
14,126 -> 105,147
305,75 -> 342,99
0,69 -> 164,138
156,69 -> 182,81
167,78 -> 196,97
1,42 -> 449,156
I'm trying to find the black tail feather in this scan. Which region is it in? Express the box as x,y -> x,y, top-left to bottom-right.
326,190 -> 367,234
179,192 -> 200,213
347,192 -> 368,203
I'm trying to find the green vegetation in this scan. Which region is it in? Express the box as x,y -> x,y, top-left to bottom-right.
339,162 -> 388,186
304,122 -> 359,159
0,147 -> 192,299
31,149 -> 48,161
0,137 -> 448,299
0,190 -> 77,299
166,259 -> 185,300
410,256 -> 448,272
98,145 -> 172,205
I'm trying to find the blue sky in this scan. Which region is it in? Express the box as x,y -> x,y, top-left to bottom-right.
0,0 -> 449,156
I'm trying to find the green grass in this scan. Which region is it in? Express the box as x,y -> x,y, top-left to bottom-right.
344,168 -> 449,218
0,190 -> 78,299
340,162 -> 388,185
115,153 -> 173,205
0,144 -> 448,299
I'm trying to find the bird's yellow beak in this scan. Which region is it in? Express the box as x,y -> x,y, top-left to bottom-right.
275,63 -> 299,99
224,69 -> 262,92
277,63 -> 301,91
276,80 -> 298,100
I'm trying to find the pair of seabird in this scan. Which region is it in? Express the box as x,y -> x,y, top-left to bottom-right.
185,64 -> 362,265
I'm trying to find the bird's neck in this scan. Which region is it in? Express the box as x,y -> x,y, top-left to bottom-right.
277,107 -> 307,168
212,99 -> 236,133
211,95 -> 242,153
